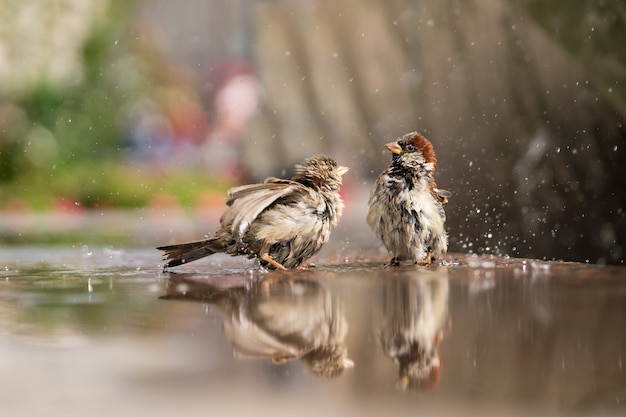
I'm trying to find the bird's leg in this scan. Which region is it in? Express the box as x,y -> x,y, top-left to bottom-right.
418,250 -> 433,266
260,253 -> 288,271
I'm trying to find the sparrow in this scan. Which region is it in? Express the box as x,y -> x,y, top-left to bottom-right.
161,274 -> 354,377
158,155 -> 349,270
367,132 -> 450,266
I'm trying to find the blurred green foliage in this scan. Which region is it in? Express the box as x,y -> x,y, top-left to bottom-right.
1,3 -> 129,180
1,161 -> 226,210
0,2 -> 225,211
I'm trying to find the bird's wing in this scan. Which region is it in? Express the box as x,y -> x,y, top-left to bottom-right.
427,183 -> 450,222
223,178 -> 306,239
435,188 -> 450,221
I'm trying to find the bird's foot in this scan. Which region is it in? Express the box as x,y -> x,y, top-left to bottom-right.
417,251 -> 433,266
384,257 -> 400,268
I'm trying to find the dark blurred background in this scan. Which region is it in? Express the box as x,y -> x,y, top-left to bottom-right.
0,0 -> 624,264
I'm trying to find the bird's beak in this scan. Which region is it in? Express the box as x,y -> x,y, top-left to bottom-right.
343,358 -> 355,369
385,141 -> 403,155
337,165 -> 350,176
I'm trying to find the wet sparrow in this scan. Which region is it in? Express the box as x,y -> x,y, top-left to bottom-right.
367,132 -> 450,265
158,155 -> 349,270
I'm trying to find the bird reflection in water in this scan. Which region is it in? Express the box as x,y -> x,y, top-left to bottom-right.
161,274 -> 354,377
377,270 -> 450,390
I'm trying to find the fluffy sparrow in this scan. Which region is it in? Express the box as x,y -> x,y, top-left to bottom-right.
367,132 -> 450,265
158,155 -> 349,270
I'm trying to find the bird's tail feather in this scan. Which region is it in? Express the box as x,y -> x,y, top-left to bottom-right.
157,239 -> 220,268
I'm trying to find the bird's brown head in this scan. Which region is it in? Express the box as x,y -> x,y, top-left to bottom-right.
385,132 -> 437,172
385,132 -> 437,164
292,154 -> 349,191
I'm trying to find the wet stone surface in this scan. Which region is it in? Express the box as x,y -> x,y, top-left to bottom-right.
0,246 -> 625,416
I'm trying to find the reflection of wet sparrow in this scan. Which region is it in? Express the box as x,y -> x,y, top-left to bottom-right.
162,275 -> 354,377
367,132 -> 450,265
158,155 -> 349,270
378,273 -> 449,390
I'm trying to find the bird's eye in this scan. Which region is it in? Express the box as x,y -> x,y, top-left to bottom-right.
405,144 -> 416,152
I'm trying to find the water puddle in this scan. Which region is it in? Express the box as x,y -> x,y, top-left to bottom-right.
0,247 -> 625,416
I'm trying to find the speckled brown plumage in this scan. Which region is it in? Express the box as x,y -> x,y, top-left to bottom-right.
367,132 -> 450,265
158,155 -> 348,270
